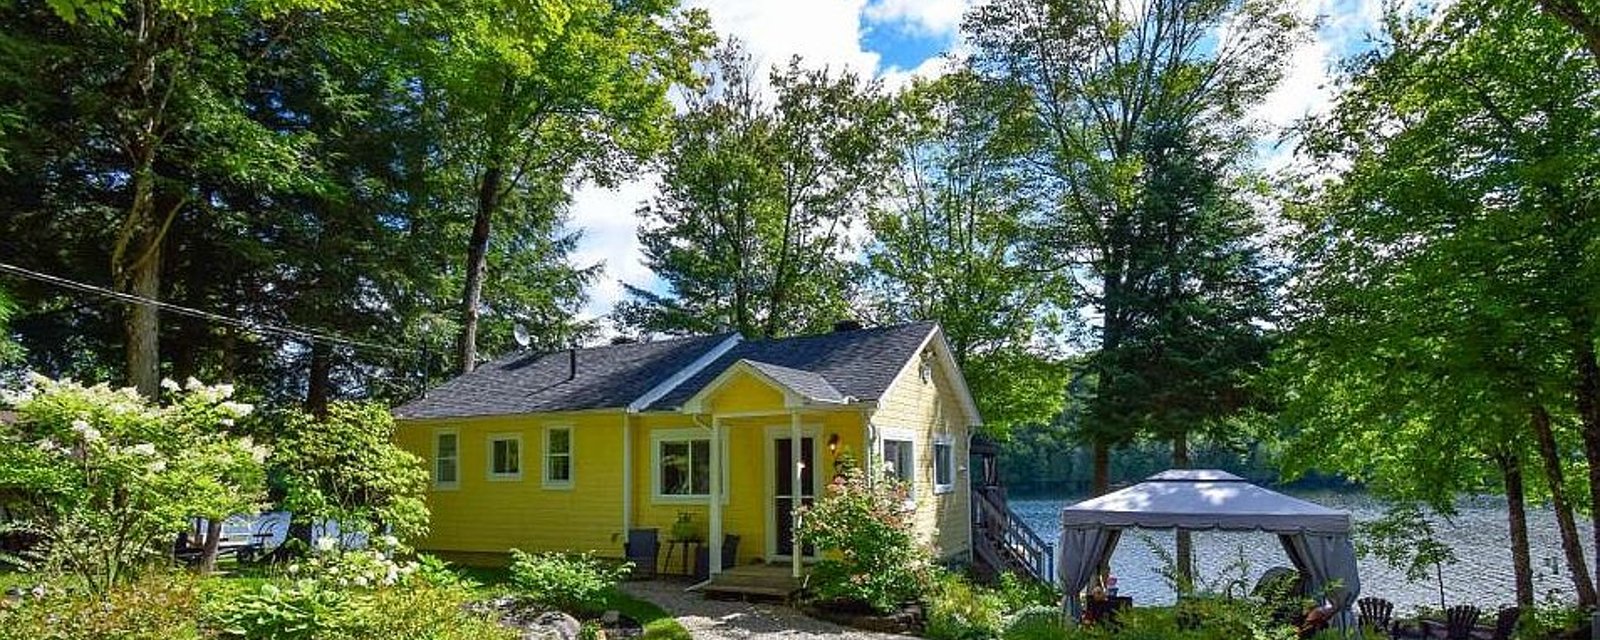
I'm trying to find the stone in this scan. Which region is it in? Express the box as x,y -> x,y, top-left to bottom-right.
601,610 -> 621,625
527,611 -> 582,640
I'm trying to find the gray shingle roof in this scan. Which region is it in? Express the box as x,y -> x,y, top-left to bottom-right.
394,333 -> 735,419
647,322 -> 936,411
741,360 -> 845,403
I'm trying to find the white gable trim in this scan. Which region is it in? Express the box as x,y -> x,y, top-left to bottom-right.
680,359 -> 851,414
886,325 -> 984,427
627,334 -> 742,412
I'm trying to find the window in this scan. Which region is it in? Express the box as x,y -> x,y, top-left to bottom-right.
433,429 -> 459,489
544,427 -> 572,488
933,438 -> 954,494
488,434 -> 522,481
882,438 -> 915,486
651,429 -> 726,501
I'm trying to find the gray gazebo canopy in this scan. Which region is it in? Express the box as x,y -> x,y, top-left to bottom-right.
1057,470 -> 1361,625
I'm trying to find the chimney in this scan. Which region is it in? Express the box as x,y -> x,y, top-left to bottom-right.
567,348 -> 577,380
833,319 -> 863,333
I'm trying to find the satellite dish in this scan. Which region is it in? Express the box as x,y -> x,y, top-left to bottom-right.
512,323 -> 531,349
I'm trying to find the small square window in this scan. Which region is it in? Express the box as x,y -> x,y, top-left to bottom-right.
883,439 -> 915,485
488,434 -> 522,481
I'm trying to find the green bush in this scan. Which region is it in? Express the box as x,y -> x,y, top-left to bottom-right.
1002,604 -> 1069,640
270,402 -> 430,548
210,579 -> 353,640
925,572 -> 1006,640
797,458 -> 932,612
0,571 -> 205,640
208,572 -> 515,640
508,549 -> 629,614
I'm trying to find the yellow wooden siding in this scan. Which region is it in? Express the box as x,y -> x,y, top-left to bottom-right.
700,369 -> 787,414
395,411 -> 626,561
873,350 -> 974,559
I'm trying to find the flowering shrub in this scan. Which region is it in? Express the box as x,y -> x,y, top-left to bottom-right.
509,550 -> 630,614
0,571 -> 205,640
797,458 -> 932,612
0,375 -> 267,592
286,535 -> 419,589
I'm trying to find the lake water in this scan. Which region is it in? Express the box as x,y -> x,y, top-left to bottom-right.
1011,491 -> 1596,613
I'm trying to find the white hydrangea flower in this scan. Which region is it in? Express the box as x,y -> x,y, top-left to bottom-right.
185,377 -> 205,391
129,443 -> 157,456
315,537 -> 338,553
37,439 -> 60,454
353,576 -> 369,588
147,459 -> 167,473
160,378 -> 181,392
70,420 -> 101,443
287,563 -> 300,575
378,535 -> 399,549
26,371 -> 51,386
215,383 -> 235,399
220,417 -> 235,427
218,401 -> 254,418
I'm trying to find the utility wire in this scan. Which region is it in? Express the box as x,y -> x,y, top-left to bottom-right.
0,261 -> 420,357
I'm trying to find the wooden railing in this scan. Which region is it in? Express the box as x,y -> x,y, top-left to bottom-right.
972,485 -> 1054,583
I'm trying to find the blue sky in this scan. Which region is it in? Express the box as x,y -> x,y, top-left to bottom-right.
567,0 -> 1385,332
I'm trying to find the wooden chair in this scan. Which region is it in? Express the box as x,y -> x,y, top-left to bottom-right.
1435,605 -> 1479,640
1358,597 -> 1395,637
1086,596 -> 1131,628
623,528 -> 660,579
1476,607 -> 1520,640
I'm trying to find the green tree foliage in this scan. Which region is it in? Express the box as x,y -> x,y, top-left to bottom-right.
618,41 -> 899,338
415,0 -> 713,371
863,71 -> 1071,438
0,375 -> 266,593
964,0 -> 1301,496
1271,0 -> 1600,606
269,401 -> 428,546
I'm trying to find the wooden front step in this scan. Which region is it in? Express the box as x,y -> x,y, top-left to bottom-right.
690,563 -> 806,601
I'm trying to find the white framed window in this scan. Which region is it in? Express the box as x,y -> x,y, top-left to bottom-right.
544,426 -> 573,488
881,433 -> 916,488
433,428 -> 460,489
487,433 -> 522,481
651,429 -> 727,502
933,436 -> 954,494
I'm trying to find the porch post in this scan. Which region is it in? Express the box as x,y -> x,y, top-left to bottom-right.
621,413 -> 632,534
709,416 -> 724,576
790,409 -> 803,578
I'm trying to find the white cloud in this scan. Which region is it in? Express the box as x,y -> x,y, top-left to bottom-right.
568,176 -> 660,322
1253,0 -> 1385,173
688,0 -> 881,76
864,0 -> 970,36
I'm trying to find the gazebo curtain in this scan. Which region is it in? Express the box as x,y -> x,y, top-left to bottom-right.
1281,532 -> 1361,628
1056,527 -> 1122,620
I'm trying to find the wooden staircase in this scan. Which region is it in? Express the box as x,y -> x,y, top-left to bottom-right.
972,484 -> 1054,584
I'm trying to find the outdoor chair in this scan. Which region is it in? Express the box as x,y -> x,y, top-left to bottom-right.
1476,607 -> 1520,640
623,528 -> 660,579
693,534 -> 739,582
1358,596 -> 1395,637
1433,605 -> 1479,640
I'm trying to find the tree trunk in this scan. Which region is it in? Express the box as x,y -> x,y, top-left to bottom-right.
121,246 -> 162,398
306,341 -> 332,419
1572,326 -> 1600,595
458,165 -> 502,374
1530,403 -> 1598,607
1091,440 -> 1110,496
1496,448 -> 1535,607
1173,430 -> 1193,588
1536,0 -> 1600,63
199,517 -> 224,574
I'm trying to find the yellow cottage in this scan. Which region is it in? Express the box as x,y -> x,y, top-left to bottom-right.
392,322 -> 981,580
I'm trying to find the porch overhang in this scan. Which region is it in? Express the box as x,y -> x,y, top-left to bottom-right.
679,359 -> 857,414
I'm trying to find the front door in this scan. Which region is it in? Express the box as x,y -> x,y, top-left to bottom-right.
772,435 -> 816,558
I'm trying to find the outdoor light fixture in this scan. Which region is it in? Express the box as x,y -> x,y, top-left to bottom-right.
827,433 -> 840,454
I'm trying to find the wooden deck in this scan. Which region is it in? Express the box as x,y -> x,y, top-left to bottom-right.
689,563 -> 807,601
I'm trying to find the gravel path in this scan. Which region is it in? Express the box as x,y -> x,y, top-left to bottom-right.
619,580 -> 913,640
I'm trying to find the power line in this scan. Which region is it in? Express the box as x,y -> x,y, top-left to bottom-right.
0,261 -> 420,357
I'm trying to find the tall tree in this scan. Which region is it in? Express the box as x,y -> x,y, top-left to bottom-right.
1275,0 -> 1600,605
618,41 -> 898,338
963,0 -> 1299,503
419,0 -> 712,372
863,70 -> 1071,437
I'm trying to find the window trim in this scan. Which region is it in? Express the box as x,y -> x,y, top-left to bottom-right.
432,427 -> 460,490
932,434 -> 955,495
650,428 -> 729,504
543,425 -> 574,489
878,426 -> 918,494
486,433 -> 523,482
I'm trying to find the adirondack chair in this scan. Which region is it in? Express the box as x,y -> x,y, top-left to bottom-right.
1477,607 -> 1520,640
1433,605 -> 1479,640
623,528 -> 660,579
1358,597 -> 1395,636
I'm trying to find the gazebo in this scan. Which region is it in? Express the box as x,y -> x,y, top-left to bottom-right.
1056,470 -> 1361,627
